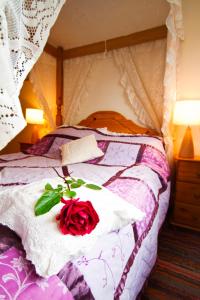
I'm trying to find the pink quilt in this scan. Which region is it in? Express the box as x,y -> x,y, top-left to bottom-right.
0,126 -> 170,300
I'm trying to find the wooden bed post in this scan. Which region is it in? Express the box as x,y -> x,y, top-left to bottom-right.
56,46 -> 64,126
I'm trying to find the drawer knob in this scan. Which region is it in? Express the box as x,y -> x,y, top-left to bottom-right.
196,172 -> 200,178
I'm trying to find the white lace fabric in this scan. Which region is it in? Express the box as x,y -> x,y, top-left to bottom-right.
63,55 -> 95,125
0,0 -> 65,150
162,0 -> 184,163
113,39 -> 166,133
63,40 -> 166,130
0,177 -> 144,277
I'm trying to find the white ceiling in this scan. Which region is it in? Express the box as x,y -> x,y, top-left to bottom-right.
48,0 -> 169,49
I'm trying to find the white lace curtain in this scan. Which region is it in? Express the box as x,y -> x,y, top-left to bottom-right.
0,0 -> 65,150
29,52 -> 57,132
63,56 -> 95,125
162,0 -> 184,161
63,40 -> 166,132
113,40 -> 166,133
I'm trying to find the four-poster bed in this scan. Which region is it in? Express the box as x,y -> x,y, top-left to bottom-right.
0,0 -> 184,299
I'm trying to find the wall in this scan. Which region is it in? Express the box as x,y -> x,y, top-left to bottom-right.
72,55 -> 139,125
65,39 -> 166,129
0,80 -> 41,154
174,0 -> 200,157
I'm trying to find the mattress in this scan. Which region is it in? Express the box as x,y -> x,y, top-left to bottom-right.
0,126 -> 170,299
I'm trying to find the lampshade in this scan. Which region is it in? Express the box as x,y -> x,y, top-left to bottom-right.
173,100 -> 200,125
26,108 -> 44,125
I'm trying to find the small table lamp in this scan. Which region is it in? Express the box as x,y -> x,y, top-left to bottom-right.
26,108 -> 44,144
173,100 -> 200,159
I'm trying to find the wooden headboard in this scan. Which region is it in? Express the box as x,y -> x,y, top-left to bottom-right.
79,111 -> 158,135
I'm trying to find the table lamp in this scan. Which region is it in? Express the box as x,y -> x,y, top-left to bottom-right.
173,100 -> 200,159
26,108 -> 44,143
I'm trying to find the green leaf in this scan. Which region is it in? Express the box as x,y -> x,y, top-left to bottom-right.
85,184 -> 102,190
45,183 -> 53,191
34,190 -> 62,216
65,179 -> 73,184
64,189 -> 77,198
77,179 -> 85,185
57,184 -> 63,191
70,182 -> 81,189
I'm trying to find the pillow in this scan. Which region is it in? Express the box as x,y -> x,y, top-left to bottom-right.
61,134 -> 104,165
98,127 -> 134,136
23,127 -> 106,156
58,125 -> 89,129
98,127 -> 158,136
0,178 -> 145,277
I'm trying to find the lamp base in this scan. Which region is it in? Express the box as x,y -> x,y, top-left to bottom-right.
31,125 -> 39,144
179,126 -> 194,159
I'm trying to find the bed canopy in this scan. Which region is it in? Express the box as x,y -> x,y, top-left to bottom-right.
0,0 -> 184,162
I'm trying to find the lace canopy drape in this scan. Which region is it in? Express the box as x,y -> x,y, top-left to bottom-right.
63,40 -> 166,132
64,56 -> 95,125
113,40 -> 166,133
162,0 -> 184,161
0,0 -> 65,150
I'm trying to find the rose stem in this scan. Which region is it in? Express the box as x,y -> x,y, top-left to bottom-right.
52,167 -> 71,190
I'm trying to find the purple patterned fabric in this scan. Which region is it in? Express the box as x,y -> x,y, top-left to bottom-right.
24,136 -> 55,155
138,144 -> 170,186
0,247 -> 73,300
0,126 -> 170,300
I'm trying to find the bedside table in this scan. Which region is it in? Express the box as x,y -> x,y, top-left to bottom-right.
20,142 -> 33,152
171,158 -> 200,231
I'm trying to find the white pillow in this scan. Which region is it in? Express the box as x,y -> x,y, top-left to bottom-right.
61,134 -> 104,165
0,178 -> 145,277
98,127 -> 134,136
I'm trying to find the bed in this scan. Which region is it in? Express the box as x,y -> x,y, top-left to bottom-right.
0,111 -> 170,300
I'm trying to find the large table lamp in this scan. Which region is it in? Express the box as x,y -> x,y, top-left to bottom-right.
173,100 -> 200,159
26,108 -> 44,143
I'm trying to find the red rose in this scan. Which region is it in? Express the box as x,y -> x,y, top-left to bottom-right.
56,198 -> 99,236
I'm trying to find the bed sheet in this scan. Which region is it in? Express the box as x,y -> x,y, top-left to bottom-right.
0,127 -> 170,300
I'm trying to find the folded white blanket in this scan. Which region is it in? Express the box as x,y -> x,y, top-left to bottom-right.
0,178 -> 145,277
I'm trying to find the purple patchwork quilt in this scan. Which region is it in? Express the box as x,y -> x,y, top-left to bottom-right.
0,126 -> 170,300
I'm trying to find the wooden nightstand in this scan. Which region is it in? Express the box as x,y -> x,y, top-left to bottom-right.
20,142 -> 33,152
171,157 -> 200,231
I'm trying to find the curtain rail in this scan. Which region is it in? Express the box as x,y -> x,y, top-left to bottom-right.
63,25 -> 167,60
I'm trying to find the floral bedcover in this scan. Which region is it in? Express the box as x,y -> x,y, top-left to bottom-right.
0,127 -> 170,300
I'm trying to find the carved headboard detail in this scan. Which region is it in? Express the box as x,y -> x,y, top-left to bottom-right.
79,111 -> 158,135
